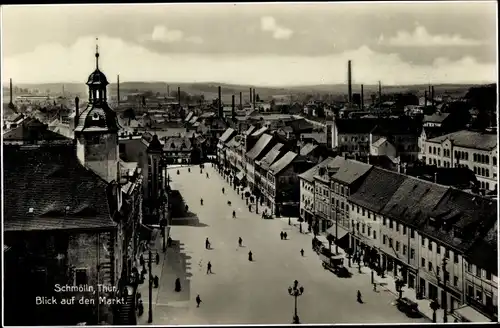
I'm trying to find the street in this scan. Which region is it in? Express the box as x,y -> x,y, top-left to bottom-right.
150,165 -> 430,325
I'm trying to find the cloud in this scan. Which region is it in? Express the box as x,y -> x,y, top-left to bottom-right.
150,25 -> 184,43
260,16 -> 293,40
3,36 -> 496,87
186,36 -> 204,45
379,24 -> 485,47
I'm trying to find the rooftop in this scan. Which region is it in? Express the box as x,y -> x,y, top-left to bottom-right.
246,133 -> 273,160
427,130 -> 497,151
259,143 -> 285,171
299,143 -> 318,156
423,112 -> 450,124
269,151 -> 298,175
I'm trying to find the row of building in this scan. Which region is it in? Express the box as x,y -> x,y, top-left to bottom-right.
298,157 -> 497,322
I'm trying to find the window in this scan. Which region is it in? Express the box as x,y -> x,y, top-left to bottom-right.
467,263 -> 473,273
421,237 -> 425,247
352,204 -> 354,211
362,209 -> 365,216
476,290 -> 483,302
389,238 -> 393,247
410,248 -> 415,259
357,206 -> 360,214
396,241 -> 400,251
367,226 -> 371,236
428,262 -> 433,272
403,245 -> 407,255
383,217 -> 386,225
396,223 -> 400,232
486,271 -> 492,280
476,266 -> 481,278
383,235 -> 387,245
403,226 -> 407,235
493,156 -> 497,166
467,285 -> 474,297
411,229 -> 415,238
389,219 -> 393,229
421,258 -> 426,267
445,249 -> 450,259
437,245 -> 441,254
454,252 -> 459,263
428,146 -> 432,153
75,268 -> 88,286
362,224 -> 365,234
368,212 -> 371,219
436,267 -> 440,277
428,240 -> 432,251
454,276 -> 459,287
438,148 -> 441,156
373,231 -> 377,239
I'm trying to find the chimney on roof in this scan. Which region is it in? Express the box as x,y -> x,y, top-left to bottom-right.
218,86 -> 223,117
115,75 -> 120,106
9,78 -> 13,105
347,60 -> 352,104
74,96 -> 80,129
360,84 -> 364,110
178,87 -> 181,106
232,94 -> 236,120
239,92 -> 242,110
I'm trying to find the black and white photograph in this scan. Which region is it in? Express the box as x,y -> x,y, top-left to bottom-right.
1,1 -> 498,326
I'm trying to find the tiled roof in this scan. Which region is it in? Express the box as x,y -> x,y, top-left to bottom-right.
335,118 -> 378,134
269,151 -> 298,175
245,125 -> 256,135
301,132 -> 327,144
219,128 -> 236,142
251,126 -> 268,137
423,113 -> 450,123
299,143 -> 318,156
298,157 -> 338,182
380,177 -> 449,227
427,130 -> 497,151
331,159 -> 373,185
188,116 -> 198,124
200,112 -> 216,118
184,112 -> 193,122
164,136 -> 192,152
422,126 -> 446,140
286,118 -> 315,133
348,167 -> 408,213
259,143 -> 285,170
3,119 -> 70,141
246,133 -> 273,160
371,137 -> 388,148
4,145 -> 115,232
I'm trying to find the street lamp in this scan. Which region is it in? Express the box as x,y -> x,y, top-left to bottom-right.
147,248 -> 153,323
287,280 -> 304,324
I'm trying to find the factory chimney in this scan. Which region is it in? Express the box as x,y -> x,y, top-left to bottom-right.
360,84 -> 364,110
378,81 -> 382,105
177,86 -> 181,106
239,92 -> 242,110
253,88 -> 256,109
249,88 -> 253,106
424,90 -> 428,107
167,84 -> 170,97
117,75 -> 120,105
218,86 -> 223,117
9,78 -> 13,105
431,86 -> 435,107
347,60 -> 352,104
74,96 -> 80,128
232,95 -> 236,120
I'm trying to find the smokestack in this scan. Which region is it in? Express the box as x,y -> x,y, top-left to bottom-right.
239,92 -> 242,110
424,90 -> 428,107
9,78 -> 13,105
232,95 -> 236,120
74,96 -> 80,128
378,81 -> 382,104
253,88 -> 256,108
117,75 -> 120,105
177,86 -> 181,106
167,85 -> 170,97
249,88 -> 253,106
431,86 -> 435,107
360,84 -> 364,109
347,60 -> 352,104
218,86 -> 223,117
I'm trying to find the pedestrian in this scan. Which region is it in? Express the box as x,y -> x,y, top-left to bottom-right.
153,275 -> 159,288
238,237 -> 242,247
156,252 -> 160,265
206,261 -> 212,274
206,172 -> 209,178
248,251 -> 253,262
200,198 -> 204,205
188,168 -> 191,172
280,231 -> 284,240
137,299 -> 144,316
288,217 -> 291,225
196,294 -> 202,307
167,236 -> 172,247
136,291 -> 142,305
357,290 -> 363,303
222,187 -> 225,194
248,204 -> 251,212
300,249 -> 304,257
283,232 -> 288,240
140,254 -> 145,267
175,278 -> 181,292
205,238 -> 210,249
299,223 -> 302,233
233,210 -> 236,218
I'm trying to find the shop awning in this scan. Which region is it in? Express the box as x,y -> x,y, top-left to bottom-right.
454,305 -> 492,323
235,171 -> 245,181
326,225 -> 349,240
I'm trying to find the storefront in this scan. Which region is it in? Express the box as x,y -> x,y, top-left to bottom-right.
452,305 -> 493,323
326,225 -> 350,251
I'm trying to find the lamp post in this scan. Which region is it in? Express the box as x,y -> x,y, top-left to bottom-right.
147,248 -> 153,323
287,280 -> 304,324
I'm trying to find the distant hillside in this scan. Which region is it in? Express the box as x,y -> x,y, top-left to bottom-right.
8,81 -> 486,102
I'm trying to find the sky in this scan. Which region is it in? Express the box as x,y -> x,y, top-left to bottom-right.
1,2 -> 498,87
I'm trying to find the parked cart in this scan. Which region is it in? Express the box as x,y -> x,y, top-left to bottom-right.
319,247 -> 351,278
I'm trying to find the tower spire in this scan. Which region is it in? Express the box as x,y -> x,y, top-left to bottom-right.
95,38 -> 100,70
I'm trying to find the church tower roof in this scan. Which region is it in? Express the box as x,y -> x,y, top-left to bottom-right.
75,39 -> 120,133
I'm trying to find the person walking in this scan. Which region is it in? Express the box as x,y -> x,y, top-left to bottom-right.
248,251 -> 253,262
300,249 -> 304,257
238,237 -> 243,247
222,187 -> 225,194
155,252 -> 160,265
357,290 -> 363,303
280,231 -> 284,240
196,294 -> 202,307
175,278 -> 181,292
205,238 -> 210,250
283,232 -> 288,240
207,261 -> 212,274
233,210 -> 236,218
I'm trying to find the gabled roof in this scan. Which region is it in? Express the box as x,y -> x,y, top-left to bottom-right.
3,118 -> 70,141
467,221 -> 497,275
164,136 -> 192,152
331,159 -> 373,185
200,112 -> 216,118
301,132 -> 327,144
269,151 -> 298,175
245,125 -> 257,135
286,118 -> 314,133
4,145 -> 115,232
219,127 -> 236,142
184,112 -> 194,122
424,113 -> 450,124
299,143 -> 318,156
246,133 -> 273,160
251,126 -> 268,137
380,177 -> 449,227
427,130 -> 497,151
259,143 -> 285,170
348,167 -> 408,213
335,118 -> 378,134
371,137 -> 388,148
298,157 -> 338,182
188,116 -> 198,124
147,134 -> 163,152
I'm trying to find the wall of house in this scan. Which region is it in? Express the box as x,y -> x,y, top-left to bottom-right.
337,133 -> 371,154
463,260 -> 498,317
348,203 -> 381,253
118,138 -> 146,163
314,177 -> 331,232
300,178 -> 314,220
370,140 -> 397,157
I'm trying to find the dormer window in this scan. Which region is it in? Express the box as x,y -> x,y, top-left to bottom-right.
171,142 -> 175,149
92,113 -> 100,120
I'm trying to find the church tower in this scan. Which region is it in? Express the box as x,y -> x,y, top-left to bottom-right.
74,42 -> 120,183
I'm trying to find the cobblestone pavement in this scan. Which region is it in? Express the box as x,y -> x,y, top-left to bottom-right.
148,164 -> 430,325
